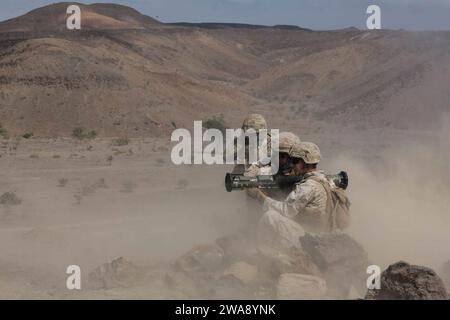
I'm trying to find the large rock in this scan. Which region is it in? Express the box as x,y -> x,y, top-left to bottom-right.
299,232 -> 369,298
276,273 -> 327,300
300,232 -> 368,270
365,261 -> 448,300
209,274 -> 253,299
222,261 -> 259,285
264,250 -> 322,278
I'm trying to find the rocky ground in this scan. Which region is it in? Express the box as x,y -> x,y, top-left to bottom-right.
0,134 -> 449,299
1,2 -> 450,300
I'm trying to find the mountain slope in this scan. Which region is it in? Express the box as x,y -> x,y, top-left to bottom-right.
0,3 -> 450,137
0,2 -> 160,33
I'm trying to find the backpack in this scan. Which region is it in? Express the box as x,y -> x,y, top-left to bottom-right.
309,176 -> 351,231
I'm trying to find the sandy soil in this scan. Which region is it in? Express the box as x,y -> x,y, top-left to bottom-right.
1,126 -> 449,299
0,137 -> 249,299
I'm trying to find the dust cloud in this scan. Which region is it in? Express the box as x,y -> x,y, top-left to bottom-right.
1,119 -> 450,298
331,117 -> 450,271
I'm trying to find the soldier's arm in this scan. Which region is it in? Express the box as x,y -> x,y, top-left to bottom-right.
262,182 -> 314,219
243,163 -> 260,177
290,180 -> 329,230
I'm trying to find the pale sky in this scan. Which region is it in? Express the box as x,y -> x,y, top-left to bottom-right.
1,0 -> 450,30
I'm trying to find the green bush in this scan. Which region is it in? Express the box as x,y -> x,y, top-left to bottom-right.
85,130 -> 97,139
203,115 -> 226,133
72,127 -> 84,139
22,132 -> 34,139
113,137 -> 129,146
0,125 -> 8,139
72,127 -> 97,140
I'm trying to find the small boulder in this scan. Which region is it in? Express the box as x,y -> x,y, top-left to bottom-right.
0,192 -> 21,206
210,274 -> 251,299
222,261 -> 258,285
365,261 -> 448,300
276,273 -> 327,300
174,244 -> 225,275
88,257 -> 142,290
267,250 -> 322,277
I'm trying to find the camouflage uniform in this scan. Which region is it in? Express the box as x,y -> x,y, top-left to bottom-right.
262,170 -> 330,234
257,142 -> 332,257
231,114 -> 270,174
229,114 -> 272,236
244,132 -> 301,201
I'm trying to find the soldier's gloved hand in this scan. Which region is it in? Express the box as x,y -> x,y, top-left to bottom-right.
246,188 -> 258,199
247,188 -> 267,203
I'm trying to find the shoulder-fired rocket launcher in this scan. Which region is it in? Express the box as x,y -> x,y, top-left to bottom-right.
225,171 -> 348,192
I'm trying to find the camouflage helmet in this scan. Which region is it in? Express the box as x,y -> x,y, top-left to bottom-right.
289,142 -> 321,164
242,114 -> 267,132
278,132 -> 301,154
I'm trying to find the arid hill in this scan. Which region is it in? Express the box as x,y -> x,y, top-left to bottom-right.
0,2 -> 449,137
0,2 -> 160,33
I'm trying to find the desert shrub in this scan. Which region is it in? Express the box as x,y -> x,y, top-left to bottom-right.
58,178 -> 68,187
203,115 -> 226,133
120,180 -> 137,193
72,127 -> 97,140
176,179 -> 189,190
85,130 -> 97,139
22,132 -> 34,139
0,125 -> 8,139
72,127 -> 84,139
113,148 -> 126,155
156,158 -> 165,166
0,192 -> 21,206
75,178 -> 108,203
74,192 -> 82,205
93,178 -> 108,189
113,137 -> 129,146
